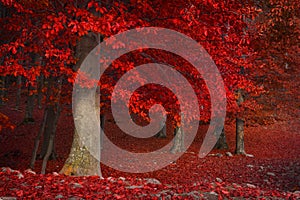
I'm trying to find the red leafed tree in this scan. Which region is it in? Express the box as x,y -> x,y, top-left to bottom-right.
250,0 -> 300,125
122,0 -> 262,154
0,0 -> 147,175
0,0 -> 264,176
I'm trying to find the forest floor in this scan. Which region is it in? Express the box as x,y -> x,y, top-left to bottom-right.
0,92 -> 300,199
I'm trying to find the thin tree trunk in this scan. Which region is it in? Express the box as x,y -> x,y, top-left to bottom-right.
214,127 -> 228,149
235,89 -> 246,155
41,103 -> 61,174
170,126 -> 184,153
15,76 -> 22,110
100,114 -> 105,149
39,77 -> 62,159
155,123 -> 166,138
0,76 -> 5,105
155,115 -> 167,138
41,133 -> 54,174
39,105 -> 58,159
24,84 -> 35,124
235,118 -> 245,154
24,52 -> 41,122
30,76 -> 62,172
0,76 -> 9,105
37,75 -> 44,109
30,107 -> 48,169
30,78 -> 53,169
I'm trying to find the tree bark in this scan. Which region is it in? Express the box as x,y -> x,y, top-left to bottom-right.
156,124 -> 167,138
41,103 -> 61,174
155,119 -> 166,138
170,126 -> 184,153
100,114 -> 105,149
15,76 -> 22,110
23,84 -> 35,124
60,130 -> 101,176
39,76 -> 62,159
60,86 -> 102,177
30,105 -> 48,169
235,117 -> 245,154
37,75 -> 44,109
61,31 -> 102,176
235,89 -> 246,155
30,76 -> 61,171
214,127 -> 228,150
0,76 -> 5,105
39,104 -> 59,159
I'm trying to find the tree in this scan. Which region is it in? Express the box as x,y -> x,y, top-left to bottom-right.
127,0 -> 261,155
250,0 -> 300,124
0,0 -> 263,176
60,31 -> 102,176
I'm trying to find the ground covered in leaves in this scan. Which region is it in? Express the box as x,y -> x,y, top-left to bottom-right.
0,97 -> 300,199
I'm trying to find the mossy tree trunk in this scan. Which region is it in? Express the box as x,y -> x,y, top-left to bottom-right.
60,89 -> 101,176
60,30 -> 102,176
60,129 -> 101,176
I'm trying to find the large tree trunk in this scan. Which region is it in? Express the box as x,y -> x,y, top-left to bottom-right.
60,130 -> 101,176
60,88 -> 101,176
61,31 -> 102,176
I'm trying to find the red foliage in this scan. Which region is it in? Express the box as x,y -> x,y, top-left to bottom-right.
0,0 -> 299,198
249,0 -> 300,124
0,0 -> 264,126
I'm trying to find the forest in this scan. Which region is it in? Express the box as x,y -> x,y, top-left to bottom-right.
0,0 -> 299,199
